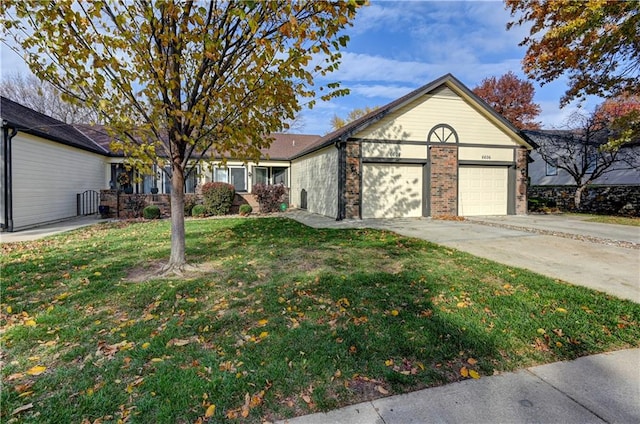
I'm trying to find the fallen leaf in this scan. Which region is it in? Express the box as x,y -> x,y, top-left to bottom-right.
7,306 -> 12,313
24,320 -> 36,327
390,309 -> 399,316
141,342 -> 150,349
26,365 -> 46,376
385,359 -> 394,367
555,307 -> 568,314
376,385 -> 389,395
257,319 -> 268,327
469,370 -> 480,379
467,358 -> 478,365
301,394 -> 312,404
11,403 -> 33,415
460,366 -> 469,378
205,404 -> 216,417
167,338 -> 190,347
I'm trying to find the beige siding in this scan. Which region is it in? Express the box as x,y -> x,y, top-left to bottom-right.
362,164 -> 423,218
362,142 -> 427,159
356,86 -> 517,146
12,133 -> 107,230
458,147 -> 514,162
290,147 -> 338,218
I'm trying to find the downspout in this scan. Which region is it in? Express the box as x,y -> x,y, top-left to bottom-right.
1,120 -> 17,232
335,135 -> 347,221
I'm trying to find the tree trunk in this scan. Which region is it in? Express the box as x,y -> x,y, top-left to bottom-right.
574,185 -> 586,210
162,161 -> 187,274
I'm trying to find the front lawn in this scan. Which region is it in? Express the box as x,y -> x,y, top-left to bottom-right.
2,218 -> 639,423
570,213 -> 640,227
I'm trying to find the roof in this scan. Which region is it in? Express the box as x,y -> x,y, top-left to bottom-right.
1,96 -> 110,156
74,125 -> 321,161
291,73 -> 533,159
259,133 -> 321,160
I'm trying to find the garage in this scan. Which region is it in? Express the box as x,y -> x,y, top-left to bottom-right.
361,163 -> 423,218
458,166 -> 508,216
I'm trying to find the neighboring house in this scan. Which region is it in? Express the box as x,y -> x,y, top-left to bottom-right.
525,130 -> 640,186
289,74 -> 532,219
1,96 -> 110,232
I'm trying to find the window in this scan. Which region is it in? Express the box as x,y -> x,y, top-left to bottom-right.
213,166 -> 247,192
254,167 -> 268,185
273,167 -> 288,185
545,158 -> 558,176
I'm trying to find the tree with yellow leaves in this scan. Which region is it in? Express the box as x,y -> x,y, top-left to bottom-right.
2,1 -> 362,273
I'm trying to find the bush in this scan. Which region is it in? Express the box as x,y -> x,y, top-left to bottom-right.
143,205 -> 161,219
252,183 -> 287,213
184,194 -> 198,216
191,204 -> 207,217
239,204 -> 252,216
201,182 -> 235,216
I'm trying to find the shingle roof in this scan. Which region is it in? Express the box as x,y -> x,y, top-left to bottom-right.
1,96 -> 110,155
291,73 -> 531,159
74,125 -> 321,161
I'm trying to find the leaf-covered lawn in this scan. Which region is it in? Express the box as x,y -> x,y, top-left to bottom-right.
2,217 -> 639,423
573,213 -> 640,227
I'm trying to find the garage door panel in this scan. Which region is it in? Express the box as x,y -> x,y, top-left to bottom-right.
362,164 -> 423,218
458,166 -> 507,216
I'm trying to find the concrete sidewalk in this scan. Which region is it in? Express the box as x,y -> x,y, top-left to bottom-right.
0,215 -> 111,243
278,348 -> 640,424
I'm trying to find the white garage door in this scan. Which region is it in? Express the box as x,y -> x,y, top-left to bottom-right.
458,166 -> 508,216
362,164 -> 423,218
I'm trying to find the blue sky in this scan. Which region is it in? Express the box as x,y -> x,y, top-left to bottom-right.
1,1 -> 601,135
299,0 -> 601,135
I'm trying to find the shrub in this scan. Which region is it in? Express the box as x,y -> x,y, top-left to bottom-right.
191,204 -> 207,217
143,205 -> 161,219
201,182 -> 235,216
239,204 -> 252,216
184,194 -> 198,216
252,183 -> 287,213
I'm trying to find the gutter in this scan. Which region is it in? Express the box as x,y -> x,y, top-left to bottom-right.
1,120 -> 17,232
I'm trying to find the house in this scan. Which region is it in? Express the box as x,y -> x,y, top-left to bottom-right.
525,130 -> 640,186
288,74 -> 532,219
523,129 -> 639,215
2,73 -> 534,231
1,96 -> 111,231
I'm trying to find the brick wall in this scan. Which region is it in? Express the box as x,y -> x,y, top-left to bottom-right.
430,145 -> 458,216
516,147 -> 529,215
345,141 -> 362,219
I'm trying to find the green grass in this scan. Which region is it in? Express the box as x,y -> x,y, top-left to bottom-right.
2,217 -> 639,423
570,213 -> 640,227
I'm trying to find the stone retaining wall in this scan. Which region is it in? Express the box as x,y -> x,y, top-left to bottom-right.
528,185 -> 640,216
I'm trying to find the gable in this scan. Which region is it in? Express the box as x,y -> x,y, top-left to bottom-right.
354,85 -> 522,147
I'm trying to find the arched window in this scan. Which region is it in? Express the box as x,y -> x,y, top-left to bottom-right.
427,124 -> 458,144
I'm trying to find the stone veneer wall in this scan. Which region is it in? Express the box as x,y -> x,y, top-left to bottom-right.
516,147 -> 529,215
528,185 -> 640,216
100,190 -> 171,218
430,145 -> 458,216
345,141 -> 362,219
101,190 -> 264,218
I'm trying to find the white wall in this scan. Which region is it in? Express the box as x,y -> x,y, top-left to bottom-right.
12,132 -> 108,230
290,146 -> 338,218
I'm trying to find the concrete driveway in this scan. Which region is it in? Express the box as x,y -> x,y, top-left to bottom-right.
288,212 -> 640,303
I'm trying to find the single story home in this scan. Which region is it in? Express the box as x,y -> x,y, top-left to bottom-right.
1,73 -> 533,231
289,74 -> 532,219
